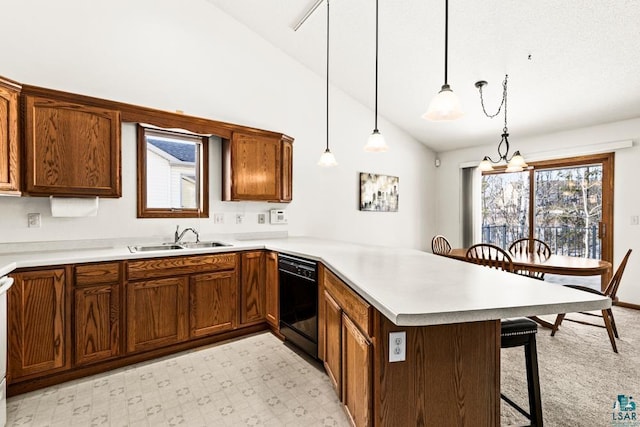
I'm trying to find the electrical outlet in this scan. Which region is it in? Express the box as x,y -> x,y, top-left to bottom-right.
236,214 -> 244,224
214,213 -> 224,224
258,213 -> 266,224
631,215 -> 639,226
389,331 -> 406,362
27,213 -> 41,228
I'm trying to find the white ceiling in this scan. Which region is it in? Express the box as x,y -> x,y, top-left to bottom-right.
206,0 -> 640,152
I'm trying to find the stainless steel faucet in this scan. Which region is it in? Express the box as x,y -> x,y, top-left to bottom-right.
174,226 -> 200,244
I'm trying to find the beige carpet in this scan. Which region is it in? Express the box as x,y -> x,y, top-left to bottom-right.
501,306 -> 640,426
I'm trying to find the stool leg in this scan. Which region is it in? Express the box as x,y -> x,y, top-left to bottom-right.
525,334 -> 543,426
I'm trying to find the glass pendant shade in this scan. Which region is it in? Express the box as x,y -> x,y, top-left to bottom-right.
318,148 -> 338,167
423,84 -> 464,121
364,129 -> 388,152
508,151 -> 527,168
478,157 -> 494,172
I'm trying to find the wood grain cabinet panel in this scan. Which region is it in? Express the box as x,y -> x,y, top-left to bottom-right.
323,290 -> 342,397
126,277 -> 189,353
74,284 -> 120,365
0,76 -> 21,195
240,251 -> 266,325
22,94 -> 121,197
342,314 -> 372,427
189,271 -> 237,338
8,269 -> 69,381
265,251 -> 279,328
280,138 -> 293,202
222,132 -> 293,202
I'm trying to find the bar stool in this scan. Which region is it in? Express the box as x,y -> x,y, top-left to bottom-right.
501,317 -> 544,426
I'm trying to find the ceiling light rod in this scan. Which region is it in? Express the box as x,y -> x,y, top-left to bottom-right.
423,0 -> 463,121
318,0 -> 337,166
476,75 -> 527,172
364,0 -> 388,152
293,0 -> 325,31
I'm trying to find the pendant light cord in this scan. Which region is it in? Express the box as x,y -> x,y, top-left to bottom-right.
326,0 -> 330,151
444,0 -> 448,85
374,0 -> 379,131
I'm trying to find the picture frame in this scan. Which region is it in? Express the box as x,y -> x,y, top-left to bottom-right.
359,172 -> 399,212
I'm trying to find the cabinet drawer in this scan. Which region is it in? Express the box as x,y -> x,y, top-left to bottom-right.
128,253 -> 238,280
324,269 -> 372,337
75,262 -> 121,286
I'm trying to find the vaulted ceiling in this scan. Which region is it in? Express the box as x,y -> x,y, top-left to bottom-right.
207,0 -> 640,152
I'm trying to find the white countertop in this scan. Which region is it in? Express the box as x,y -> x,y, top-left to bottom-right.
0,236 -> 610,326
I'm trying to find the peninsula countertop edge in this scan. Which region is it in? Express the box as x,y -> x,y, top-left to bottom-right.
0,236 -> 610,327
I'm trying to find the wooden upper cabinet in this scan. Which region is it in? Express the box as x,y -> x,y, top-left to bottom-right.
22,92 -> 121,197
223,132 -> 293,202
280,137 -> 293,202
8,268 -> 70,382
0,77 -> 21,195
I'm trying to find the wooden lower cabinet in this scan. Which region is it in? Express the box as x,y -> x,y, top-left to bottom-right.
75,284 -> 120,365
127,277 -> 189,353
265,251 -> 278,328
240,251 -> 266,325
74,262 -> 122,366
8,268 -> 70,381
323,290 -> 342,396
343,314 -> 372,427
189,271 -> 237,337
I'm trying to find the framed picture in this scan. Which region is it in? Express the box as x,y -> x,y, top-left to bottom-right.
359,172 -> 399,212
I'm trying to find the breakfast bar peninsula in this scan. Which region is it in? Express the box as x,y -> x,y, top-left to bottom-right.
0,237 -> 610,426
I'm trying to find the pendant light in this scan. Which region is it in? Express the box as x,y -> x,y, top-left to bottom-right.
476,75 -> 528,172
318,0 -> 338,167
364,0 -> 388,152
423,0 -> 463,121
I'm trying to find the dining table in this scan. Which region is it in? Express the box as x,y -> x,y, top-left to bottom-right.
443,248 -> 613,329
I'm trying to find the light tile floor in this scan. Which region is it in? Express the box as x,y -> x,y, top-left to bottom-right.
7,332 -> 351,427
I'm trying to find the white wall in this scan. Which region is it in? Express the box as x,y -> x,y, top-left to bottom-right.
0,0 -> 435,250
435,118 -> 640,304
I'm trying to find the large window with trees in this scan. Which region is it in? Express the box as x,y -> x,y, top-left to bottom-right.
481,153 -> 614,263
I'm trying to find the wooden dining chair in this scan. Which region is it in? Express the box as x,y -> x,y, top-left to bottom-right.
465,243 -> 514,272
551,249 -> 632,353
465,243 -> 543,425
508,238 -> 551,280
431,235 -> 452,255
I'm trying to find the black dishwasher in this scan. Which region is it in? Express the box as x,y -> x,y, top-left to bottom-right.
278,254 -> 318,359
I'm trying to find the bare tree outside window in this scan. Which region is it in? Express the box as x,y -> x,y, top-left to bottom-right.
481,164 -> 603,259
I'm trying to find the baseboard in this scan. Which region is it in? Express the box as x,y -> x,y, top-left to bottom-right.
614,300 -> 640,310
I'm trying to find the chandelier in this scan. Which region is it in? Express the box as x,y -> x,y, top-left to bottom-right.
476,75 -> 527,172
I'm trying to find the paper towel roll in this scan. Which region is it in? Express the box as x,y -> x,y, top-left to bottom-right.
50,196 -> 99,217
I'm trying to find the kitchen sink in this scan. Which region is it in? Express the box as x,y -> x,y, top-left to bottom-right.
128,241 -> 231,253
180,241 -> 230,249
128,244 -> 184,253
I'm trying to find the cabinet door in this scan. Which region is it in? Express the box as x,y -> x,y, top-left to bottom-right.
190,271 -> 237,338
23,94 -> 121,197
323,291 -> 342,397
342,314 -> 372,427
75,284 -> 120,365
0,78 -> 20,195
8,269 -> 69,381
127,277 -> 189,353
265,251 -> 279,328
230,133 -> 281,201
240,251 -> 266,325
280,138 -> 293,202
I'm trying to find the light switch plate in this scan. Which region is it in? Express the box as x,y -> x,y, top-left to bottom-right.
389,331 -> 406,362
